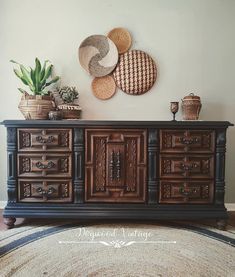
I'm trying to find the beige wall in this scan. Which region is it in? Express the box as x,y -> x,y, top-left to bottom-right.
0,0 -> 234,202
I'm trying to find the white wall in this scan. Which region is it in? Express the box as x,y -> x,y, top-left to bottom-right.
0,0 -> 235,202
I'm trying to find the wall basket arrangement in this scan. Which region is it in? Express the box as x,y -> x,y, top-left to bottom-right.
78,27 -> 158,100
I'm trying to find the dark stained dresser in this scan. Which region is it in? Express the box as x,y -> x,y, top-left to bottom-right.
1,120 -> 233,229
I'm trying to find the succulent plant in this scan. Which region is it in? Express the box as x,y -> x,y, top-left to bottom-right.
57,86 -> 79,104
10,58 -> 60,95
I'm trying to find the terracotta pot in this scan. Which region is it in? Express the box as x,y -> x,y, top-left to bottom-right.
18,93 -> 55,120
181,93 -> 202,120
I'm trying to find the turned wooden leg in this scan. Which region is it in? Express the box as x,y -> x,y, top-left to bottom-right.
216,219 -> 227,230
4,217 -> 16,229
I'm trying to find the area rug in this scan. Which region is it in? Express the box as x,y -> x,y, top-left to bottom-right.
0,220 -> 235,277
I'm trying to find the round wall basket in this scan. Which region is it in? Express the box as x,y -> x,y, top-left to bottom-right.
79,35 -> 118,77
107,27 -> 132,54
113,50 -> 157,95
92,75 -> 116,100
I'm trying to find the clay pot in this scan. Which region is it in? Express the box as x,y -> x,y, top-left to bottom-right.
182,93 -> 202,120
18,93 -> 55,120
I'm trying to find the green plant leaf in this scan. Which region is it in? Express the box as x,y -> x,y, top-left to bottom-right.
41,64 -> 53,83
18,88 -> 27,94
20,65 -> 33,86
44,76 -> 60,87
40,60 -> 50,81
30,67 -> 36,86
13,69 -> 23,79
10,60 -> 20,64
34,58 -> 42,93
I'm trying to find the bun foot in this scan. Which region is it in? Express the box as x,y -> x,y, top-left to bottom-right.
4,217 -> 16,229
216,219 -> 227,230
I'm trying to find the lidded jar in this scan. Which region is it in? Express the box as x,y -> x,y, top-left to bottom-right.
181,93 -> 202,120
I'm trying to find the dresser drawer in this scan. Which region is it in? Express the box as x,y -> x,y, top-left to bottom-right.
18,153 -> 72,177
160,154 -> 214,179
18,179 -> 72,202
160,130 -> 215,153
18,128 -> 72,152
159,180 -> 213,203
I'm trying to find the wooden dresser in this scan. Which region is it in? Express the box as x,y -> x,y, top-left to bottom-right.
1,120 -> 233,229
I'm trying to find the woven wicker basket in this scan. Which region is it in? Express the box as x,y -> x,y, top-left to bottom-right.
57,104 -> 82,119
18,94 -> 55,120
181,93 -> 202,120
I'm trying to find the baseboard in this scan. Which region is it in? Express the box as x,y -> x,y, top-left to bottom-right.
225,203 -> 235,211
0,201 -> 7,209
0,201 -> 235,211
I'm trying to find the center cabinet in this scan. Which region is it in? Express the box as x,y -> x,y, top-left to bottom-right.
85,129 -> 147,202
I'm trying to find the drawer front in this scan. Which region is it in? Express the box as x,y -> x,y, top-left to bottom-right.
160,154 -> 214,179
18,179 -> 72,202
160,130 -> 215,153
159,180 -> 214,203
18,154 -> 72,177
18,128 -> 72,152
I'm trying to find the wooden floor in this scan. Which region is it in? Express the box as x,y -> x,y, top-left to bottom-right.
0,210 -> 234,231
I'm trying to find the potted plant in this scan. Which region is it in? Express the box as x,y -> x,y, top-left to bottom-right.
10,58 -> 60,119
54,86 -> 81,119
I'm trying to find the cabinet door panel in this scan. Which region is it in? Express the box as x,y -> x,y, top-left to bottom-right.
85,129 -> 147,202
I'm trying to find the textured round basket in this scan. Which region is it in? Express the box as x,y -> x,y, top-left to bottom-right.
107,27 -> 132,54
18,94 -> 55,120
79,35 -> 118,77
113,50 -> 157,95
92,75 -> 116,100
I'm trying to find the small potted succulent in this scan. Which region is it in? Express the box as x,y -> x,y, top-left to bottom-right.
54,86 -> 81,119
10,58 -> 60,119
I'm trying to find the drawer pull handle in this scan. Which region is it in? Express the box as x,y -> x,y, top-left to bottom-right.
109,150 -> 122,181
179,187 -> 197,196
36,187 -> 56,196
109,150 -> 115,181
35,161 -> 55,169
36,135 -> 54,144
116,150 -> 121,181
180,137 -> 198,145
180,163 -> 198,171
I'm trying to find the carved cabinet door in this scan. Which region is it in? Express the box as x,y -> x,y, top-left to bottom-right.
85,129 -> 147,202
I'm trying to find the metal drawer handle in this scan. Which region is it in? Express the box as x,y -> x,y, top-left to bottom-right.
116,150 -> 121,181
36,135 -> 54,144
109,150 -> 115,181
36,187 -> 56,196
179,137 -> 198,145
109,150 -> 122,181
180,163 -> 198,171
179,187 -> 197,196
35,161 -> 55,169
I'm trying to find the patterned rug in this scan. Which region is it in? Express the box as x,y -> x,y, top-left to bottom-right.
0,220 -> 235,277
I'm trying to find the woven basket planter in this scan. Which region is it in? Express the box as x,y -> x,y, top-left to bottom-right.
57,104 -> 82,119
18,94 -> 55,120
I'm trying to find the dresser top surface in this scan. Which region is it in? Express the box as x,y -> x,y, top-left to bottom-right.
1,120 -> 233,128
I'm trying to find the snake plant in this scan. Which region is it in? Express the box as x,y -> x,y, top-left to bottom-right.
10,58 -> 60,95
